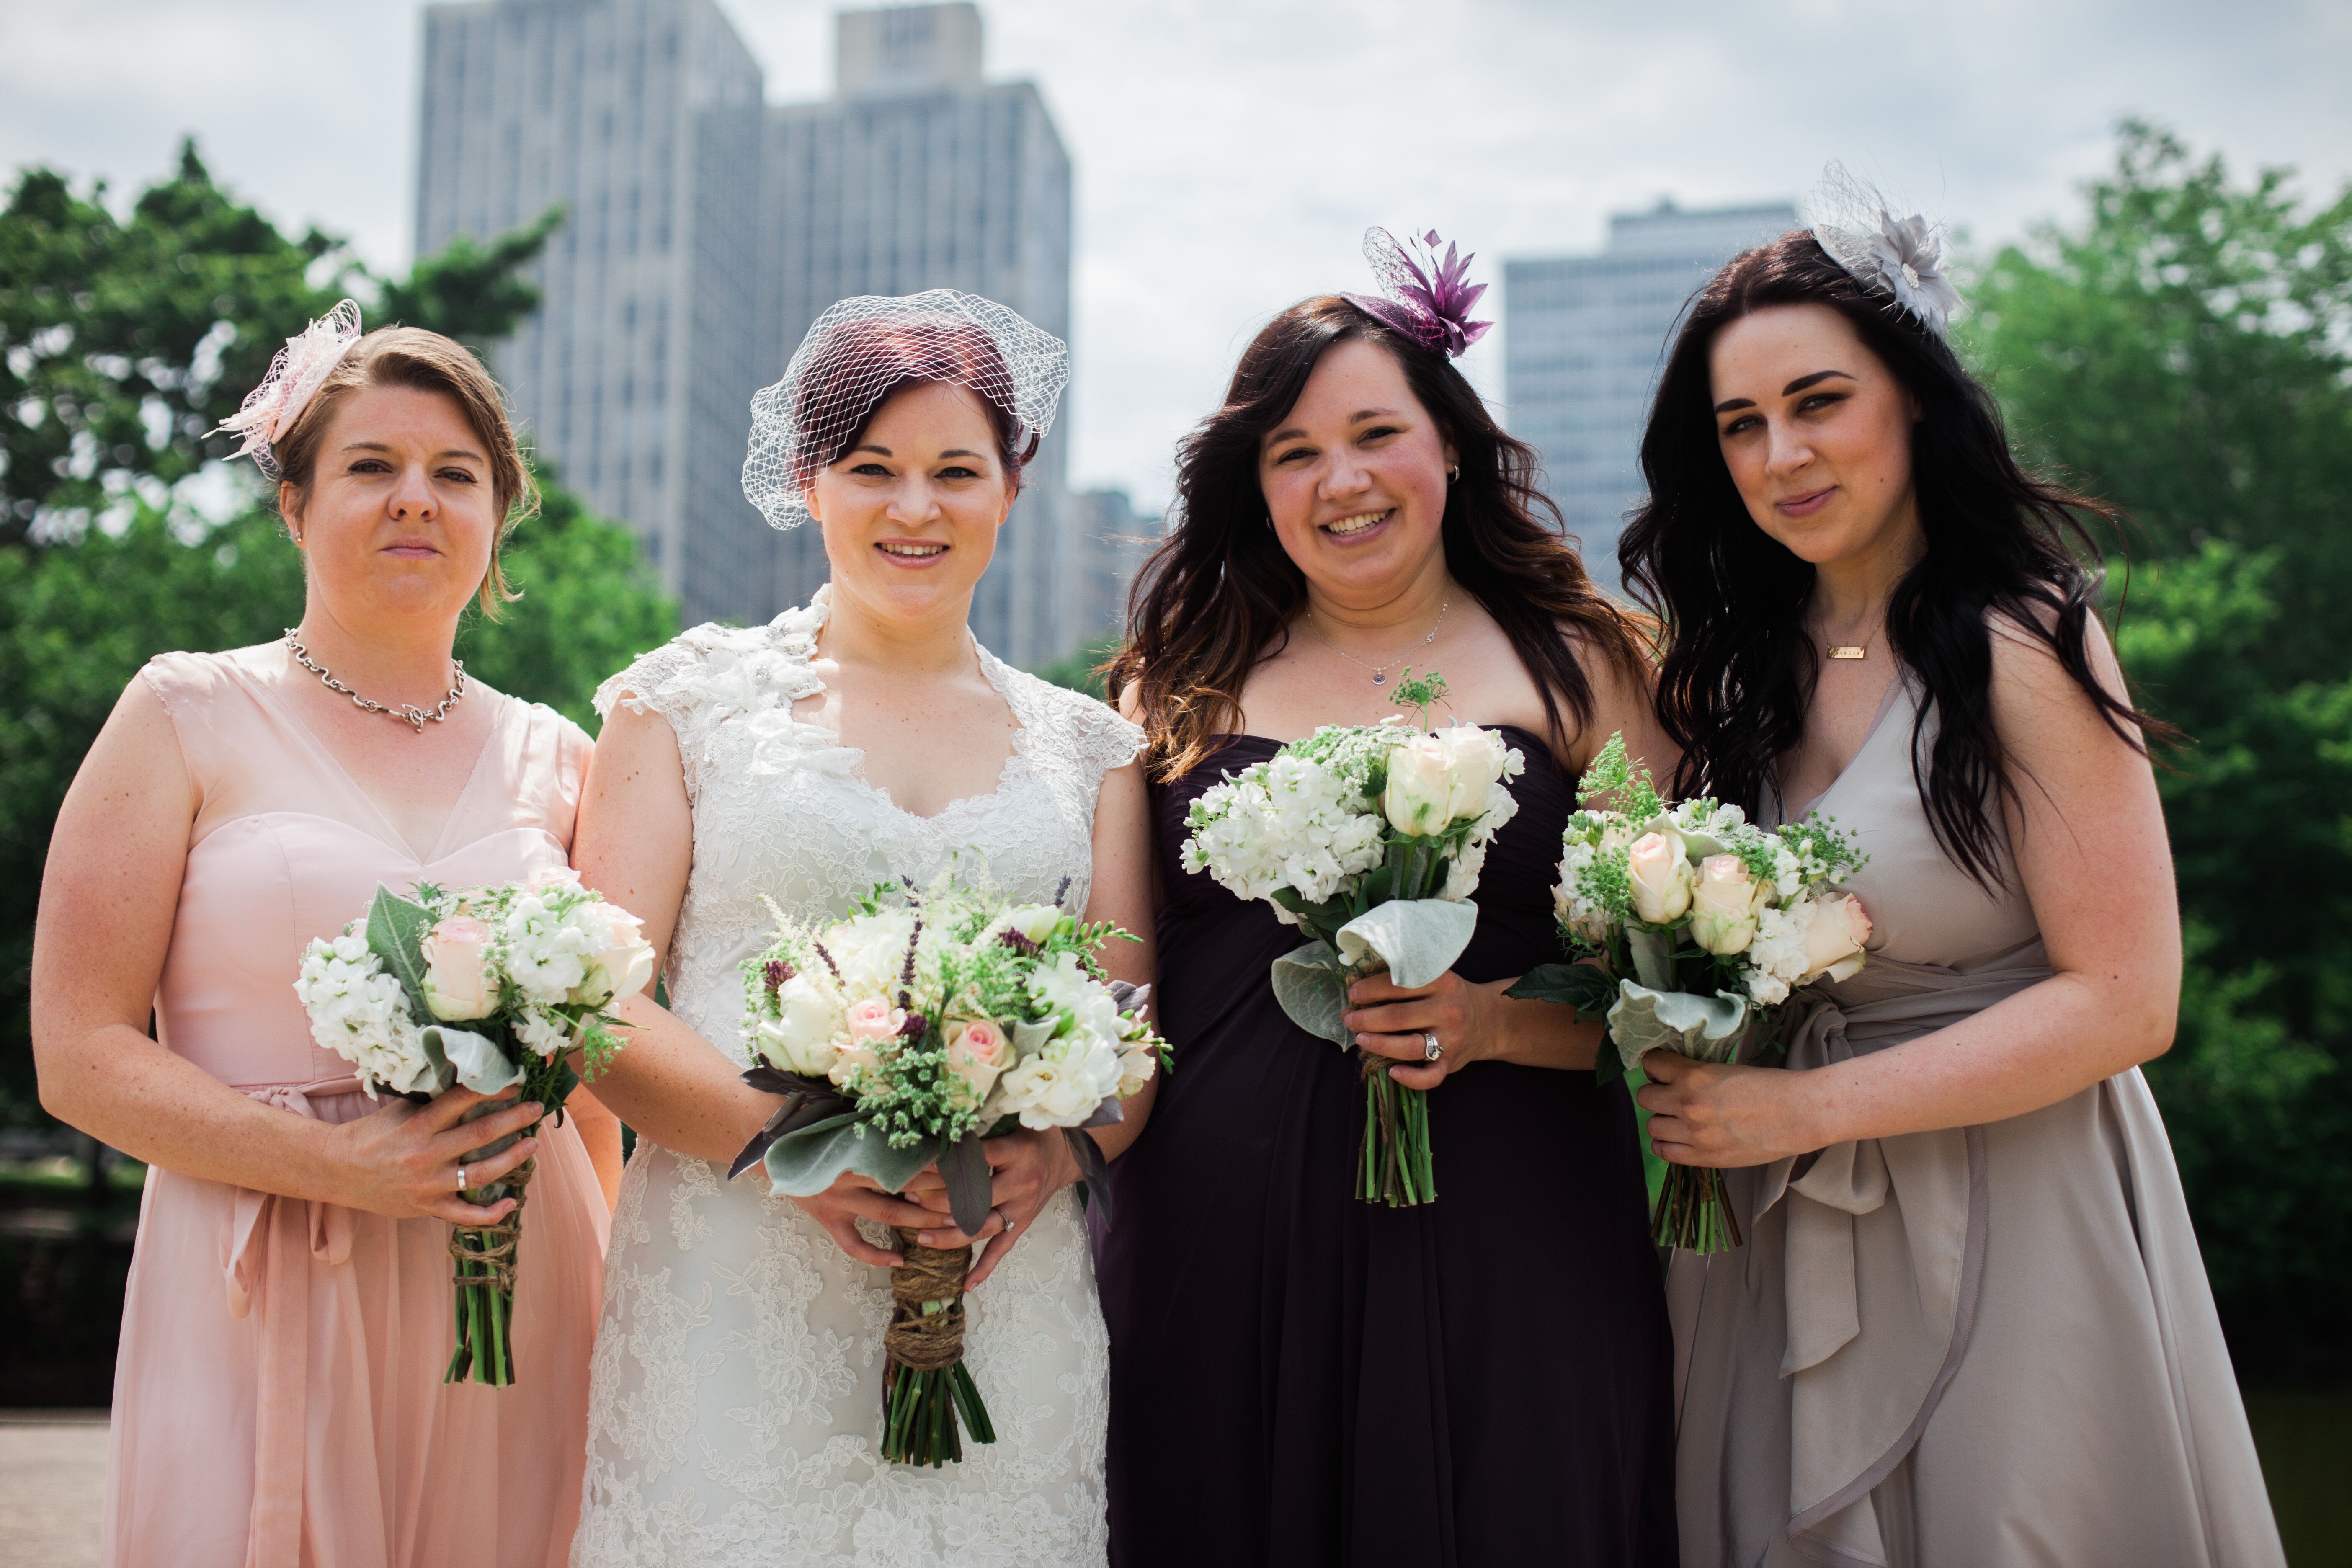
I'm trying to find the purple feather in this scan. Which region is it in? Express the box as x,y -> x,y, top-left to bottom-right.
1349,226 -> 1495,359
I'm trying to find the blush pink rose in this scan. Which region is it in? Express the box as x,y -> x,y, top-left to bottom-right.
945,1018 -> 1010,1102
845,996 -> 907,1042
420,914 -> 497,1021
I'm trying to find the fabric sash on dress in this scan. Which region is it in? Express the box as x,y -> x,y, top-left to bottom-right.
224,1076 -> 361,1568
1737,946 -> 2048,1568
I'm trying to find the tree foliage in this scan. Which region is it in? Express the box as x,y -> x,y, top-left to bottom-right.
1966,122 -> 2352,1372
0,144 -> 673,1124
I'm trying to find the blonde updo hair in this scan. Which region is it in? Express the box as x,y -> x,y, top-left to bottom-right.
268,327 -> 540,618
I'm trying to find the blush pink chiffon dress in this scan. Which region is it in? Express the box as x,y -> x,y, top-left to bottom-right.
100,648 -> 612,1568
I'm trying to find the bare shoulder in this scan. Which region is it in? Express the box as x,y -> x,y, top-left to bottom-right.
1553,612 -> 1670,779
1986,600 -> 2129,722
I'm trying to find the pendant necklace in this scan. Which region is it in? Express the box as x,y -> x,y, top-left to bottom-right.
1304,598 -> 1450,686
1819,608 -> 1882,662
285,629 -> 467,733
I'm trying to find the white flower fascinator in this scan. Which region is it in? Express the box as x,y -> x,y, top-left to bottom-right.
1805,164 -> 1963,336
214,299 -> 366,479
742,290 -> 1069,531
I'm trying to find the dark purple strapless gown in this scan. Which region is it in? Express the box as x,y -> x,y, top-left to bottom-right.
1100,728 -> 1677,1567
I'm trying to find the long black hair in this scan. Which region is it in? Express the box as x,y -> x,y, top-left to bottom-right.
1619,231 -> 2167,885
1109,295 -> 1644,780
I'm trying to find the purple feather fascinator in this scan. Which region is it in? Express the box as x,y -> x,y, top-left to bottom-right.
1342,227 -> 1494,358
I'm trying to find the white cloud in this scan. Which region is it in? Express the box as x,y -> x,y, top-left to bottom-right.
5,0 -> 2347,512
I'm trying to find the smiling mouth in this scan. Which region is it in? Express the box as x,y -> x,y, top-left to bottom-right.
877,542 -> 947,558
1777,487 -> 1835,514
1320,509 -> 1393,538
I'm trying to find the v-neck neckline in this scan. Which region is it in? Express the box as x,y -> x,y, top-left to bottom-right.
239,662 -> 507,863
1780,673 -> 1909,827
815,641 -> 1031,827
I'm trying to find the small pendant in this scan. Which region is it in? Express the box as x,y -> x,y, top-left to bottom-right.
1828,646 -> 1867,660
1372,672 -> 1387,685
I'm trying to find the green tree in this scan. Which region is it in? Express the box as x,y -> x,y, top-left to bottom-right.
0,145 -> 673,1126
1967,124 -> 2352,1372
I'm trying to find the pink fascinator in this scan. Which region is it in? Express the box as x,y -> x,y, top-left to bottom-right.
1342,227 -> 1494,359
215,299 -> 365,478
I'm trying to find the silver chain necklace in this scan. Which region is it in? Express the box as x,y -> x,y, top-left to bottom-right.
284,629 -> 467,733
1303,598 -> 1450,686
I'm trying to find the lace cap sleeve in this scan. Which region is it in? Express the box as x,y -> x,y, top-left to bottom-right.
593,601 -> 829,799
993,657 -> 1145,787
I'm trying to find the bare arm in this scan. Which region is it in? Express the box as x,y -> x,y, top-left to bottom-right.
1642,618 -> 2178,1163
572,695 -> 934,1268
32,678 -> 538,1225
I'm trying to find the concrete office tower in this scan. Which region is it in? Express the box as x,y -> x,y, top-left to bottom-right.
1503,200 -> 1795,591
1069,487 -> 1163,640
415,0 -> 769,627
762,3 -> 1078,665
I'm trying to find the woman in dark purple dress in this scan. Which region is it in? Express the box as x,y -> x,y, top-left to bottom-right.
1098,233 -> 1679,1566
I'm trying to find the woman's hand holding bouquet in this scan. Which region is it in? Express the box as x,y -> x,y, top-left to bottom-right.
727,874 -> 1165,1468
1180,671 -> 1521,1207
1510,736 -> 1870,1251
293,874 -> 653,1383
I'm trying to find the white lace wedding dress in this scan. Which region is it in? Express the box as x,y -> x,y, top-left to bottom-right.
572,588 -> 1142,1568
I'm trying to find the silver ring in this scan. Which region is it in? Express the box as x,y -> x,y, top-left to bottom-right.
456,1165 -> 467,1192
994,1206 -> 1016,1235
1422,1033 -> 1443,1063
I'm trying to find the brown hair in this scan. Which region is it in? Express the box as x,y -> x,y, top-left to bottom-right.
794,315 -> 1033,500
270,326 -> 540,617
1108,295 -> 1647,781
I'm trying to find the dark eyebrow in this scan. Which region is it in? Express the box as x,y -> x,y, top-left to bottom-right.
1711,397 -> 1755,414
1264,407 -> 1404,447
937,448 -> 983,461
341,441 -> 486,462
1783,369 -> 1854,395
849,443 -> 892,457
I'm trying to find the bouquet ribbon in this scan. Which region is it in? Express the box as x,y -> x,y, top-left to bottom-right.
1269,899 -> 1480,1044
1718,944 -> 2048,1563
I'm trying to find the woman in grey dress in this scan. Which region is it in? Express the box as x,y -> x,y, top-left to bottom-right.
1617,205 -> 2284,1566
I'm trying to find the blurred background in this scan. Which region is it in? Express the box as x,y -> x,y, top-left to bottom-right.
2,0 -> 2348,1560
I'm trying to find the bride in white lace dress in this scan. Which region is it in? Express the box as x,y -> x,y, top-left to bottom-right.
569,294 -> 1153,1566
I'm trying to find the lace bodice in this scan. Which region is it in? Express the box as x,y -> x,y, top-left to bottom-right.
594,586 -> 1143,1055
575,589 -> 1142,1567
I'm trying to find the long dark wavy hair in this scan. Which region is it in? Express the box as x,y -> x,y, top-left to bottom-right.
1108,297 -> 1646,781
1619,232 -> 2167,885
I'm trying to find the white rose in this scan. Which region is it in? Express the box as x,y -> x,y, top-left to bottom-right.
1382,735 -> 1454,836
1798,893 -> 1873,984
1433,726 -> 1512,822
570,900 -> 655,1008
1117,1040 -> 1159,1098
756,974 -> 843,1077
1689,855 -> 1766,956
997,1055 -> 1097,1129
1627,831 -> 1694,925
989,905 -> 1066,946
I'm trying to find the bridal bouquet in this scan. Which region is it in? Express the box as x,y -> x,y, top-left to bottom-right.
728,874 -> 1164,1468
1509,737 -> 1869,1251
294,876 -> 652,1383
1180,672 -> 1522,1207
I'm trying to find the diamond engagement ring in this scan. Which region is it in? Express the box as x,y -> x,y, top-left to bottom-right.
1422,1033 -> 1443,1063
995,1206 -> 1017,1235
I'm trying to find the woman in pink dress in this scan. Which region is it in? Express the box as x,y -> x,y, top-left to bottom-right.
30,307 -> 618,1568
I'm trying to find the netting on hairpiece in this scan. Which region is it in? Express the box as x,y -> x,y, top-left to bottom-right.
1804,164 -> 1963,337
216,298 -> 366,479
742,289 -> 1070,531
1341,227 -> 1494,359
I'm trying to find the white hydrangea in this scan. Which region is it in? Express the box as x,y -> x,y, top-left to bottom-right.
292,931 -> 436,1096
820,908 -> 924,998
1744,901 -> 1818,1006
502,891 -> 596,1005
512,1007 -> 576,1060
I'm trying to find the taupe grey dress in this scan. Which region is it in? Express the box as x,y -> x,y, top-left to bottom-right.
1669,675 -> 2285,1568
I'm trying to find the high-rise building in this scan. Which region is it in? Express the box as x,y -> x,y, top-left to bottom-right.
1069,487 -> 1162,640
761,3 -> 1077,665
1503,200 -> 1795,589
415,0 -> 771,628
414,1 -> 1083,659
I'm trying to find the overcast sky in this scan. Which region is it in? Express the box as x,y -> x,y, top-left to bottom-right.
5,0 -> 2349,511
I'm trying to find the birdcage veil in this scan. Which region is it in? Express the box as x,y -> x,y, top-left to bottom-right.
1804,163 -> 1963,336
742,289 -> 1070,531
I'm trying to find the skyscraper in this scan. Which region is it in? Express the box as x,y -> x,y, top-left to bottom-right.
414,2 -> 1083,659
415,0 -> 771,628
1503,200 -> 1795,589
761,3 -> 1077,665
